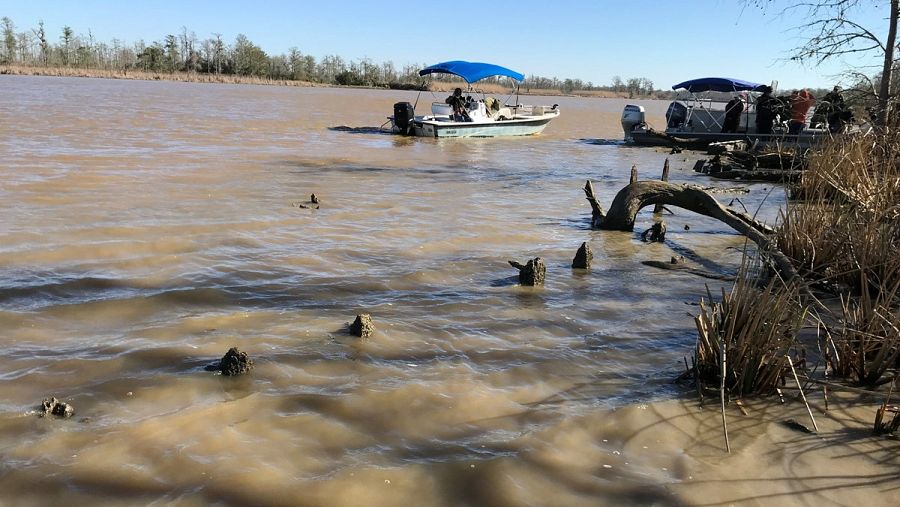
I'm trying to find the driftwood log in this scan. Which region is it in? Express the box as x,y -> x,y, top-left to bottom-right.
695,149 -> 807,182
643,127 -> 714,150
583,179 -> 798,282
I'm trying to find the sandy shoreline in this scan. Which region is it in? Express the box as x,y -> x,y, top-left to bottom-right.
5,391 -> 894,506
615,393 -> 899,505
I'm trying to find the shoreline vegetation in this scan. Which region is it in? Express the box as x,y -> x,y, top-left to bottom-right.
0,64 -> 633,98
588,123 -> 900,441
0,16 -> 660,98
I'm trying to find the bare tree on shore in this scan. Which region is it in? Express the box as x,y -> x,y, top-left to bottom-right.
0,15 -> 660,95
751,0 -> 899,127
33,20 -> 49,64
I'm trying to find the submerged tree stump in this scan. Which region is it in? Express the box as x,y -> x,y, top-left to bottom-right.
219,347 -> 254,376
39,397 -> 74,418
509,257 -> 546,286
572,242 -> 593,269
641,221 -> 667,242
349,314 -> 374,338
293,193 -> 321,209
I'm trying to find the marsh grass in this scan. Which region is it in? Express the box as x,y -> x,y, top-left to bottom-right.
693,269 -> 805,397
782,128 -> 900,387
835,284 -> 900,385
694,126 -> 900,397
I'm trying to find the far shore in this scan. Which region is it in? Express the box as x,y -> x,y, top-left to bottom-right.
0,64 -> 650,99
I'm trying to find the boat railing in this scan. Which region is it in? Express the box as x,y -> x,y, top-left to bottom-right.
514,104 -> 559,117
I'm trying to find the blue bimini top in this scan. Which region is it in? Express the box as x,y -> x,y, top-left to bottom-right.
419,61 -> 525,84
671,77 -> 765,93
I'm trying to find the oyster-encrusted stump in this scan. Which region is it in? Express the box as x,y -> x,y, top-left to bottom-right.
572,242 -> 593,269
39,397 -> 74,418
350,314 -> 374,338
508,257 -> 546,286
219,347 -> 254,376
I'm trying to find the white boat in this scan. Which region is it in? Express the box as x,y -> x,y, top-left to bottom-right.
621,77 -> 831,148
389,61 -> 560,138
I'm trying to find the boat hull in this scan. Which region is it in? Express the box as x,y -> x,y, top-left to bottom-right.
408,112 -> 559,138
627,126 -> 829,149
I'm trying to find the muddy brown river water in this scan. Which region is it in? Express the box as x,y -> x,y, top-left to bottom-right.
0,75 -> 785,505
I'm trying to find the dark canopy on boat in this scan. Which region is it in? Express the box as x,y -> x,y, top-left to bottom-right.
419,61 -> 525,84
671,77 -> 766,93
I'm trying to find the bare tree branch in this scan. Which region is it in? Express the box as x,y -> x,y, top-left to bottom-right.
750,0 -> 898,127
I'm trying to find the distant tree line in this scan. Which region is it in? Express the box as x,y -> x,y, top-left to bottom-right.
0,16 -> 660,96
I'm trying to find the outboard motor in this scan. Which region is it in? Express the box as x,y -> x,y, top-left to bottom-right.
621,104 -> 645,142
666,101 -> 688,129
393,102 -> 415,135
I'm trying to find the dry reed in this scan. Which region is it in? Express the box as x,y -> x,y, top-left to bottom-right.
692,126 -> 900,398
776,127 -> 900,387
693,269 -> 805,398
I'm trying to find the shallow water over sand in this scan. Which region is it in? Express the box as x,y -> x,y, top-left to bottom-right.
0,75 -> 785,505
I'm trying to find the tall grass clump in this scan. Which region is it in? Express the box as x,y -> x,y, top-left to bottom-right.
692,126 -> 900,396
694,271 -> 805,398
776,126 -> 900,386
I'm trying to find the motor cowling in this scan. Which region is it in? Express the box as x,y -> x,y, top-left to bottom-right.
666,101 -> 688,128
393,102 -> 415,135
621,104 -> 645,141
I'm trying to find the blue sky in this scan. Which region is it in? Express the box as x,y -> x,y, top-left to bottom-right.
0,1 -> 892,90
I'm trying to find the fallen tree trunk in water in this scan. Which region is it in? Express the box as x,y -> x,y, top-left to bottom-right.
708,169 -> 802,182
644,127 -> 713,150
583,179 -> 798,282
641,258 -> 735,281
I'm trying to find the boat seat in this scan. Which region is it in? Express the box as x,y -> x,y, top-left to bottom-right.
495,107 -> 513,120
467,101 -> 491,121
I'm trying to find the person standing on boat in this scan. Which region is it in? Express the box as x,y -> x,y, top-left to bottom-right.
755,85 -> 776,134
789,89 -> 816,135
446,87 -> 470,122
823,86 -> 850,133
721,95 -> 744,133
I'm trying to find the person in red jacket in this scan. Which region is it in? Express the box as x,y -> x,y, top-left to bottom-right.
789,89 -> 816,135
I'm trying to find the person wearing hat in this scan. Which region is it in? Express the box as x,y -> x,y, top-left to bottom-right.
445,87 -> 470,122
755,85 -> 776,134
